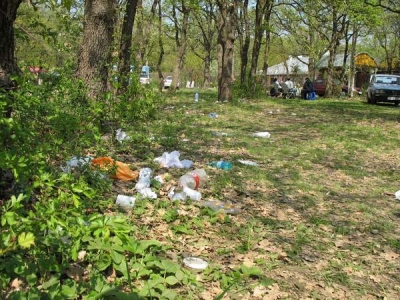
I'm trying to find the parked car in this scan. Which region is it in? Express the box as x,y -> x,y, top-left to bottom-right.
163,76 -> 180,89
367,74 -> 400,106
139,73 -> 151,84
313,79 -> 362,97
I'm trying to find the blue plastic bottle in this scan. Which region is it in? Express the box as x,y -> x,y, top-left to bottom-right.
209,161 -> 232,170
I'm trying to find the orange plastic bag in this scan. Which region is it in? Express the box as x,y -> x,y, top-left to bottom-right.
91,157 -> 139,181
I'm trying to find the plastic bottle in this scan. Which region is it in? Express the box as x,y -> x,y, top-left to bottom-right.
194,92 -> 199,102
178,169 -> 208,190
209,161 -> 232,170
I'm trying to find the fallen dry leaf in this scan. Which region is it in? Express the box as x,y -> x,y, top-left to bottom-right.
10,278 -> 24,290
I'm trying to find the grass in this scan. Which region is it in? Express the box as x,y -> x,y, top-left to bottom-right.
104,89 -> 400,298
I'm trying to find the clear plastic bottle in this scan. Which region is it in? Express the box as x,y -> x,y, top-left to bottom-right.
209,161 -> 232,170
194,92 -> 199,102
178,169 -> 208,190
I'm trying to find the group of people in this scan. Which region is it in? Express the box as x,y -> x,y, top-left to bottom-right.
270,77 -> 315,99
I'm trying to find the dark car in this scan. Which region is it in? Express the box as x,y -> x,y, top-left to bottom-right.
367,74 -> 400,106
313,79 -> 362,97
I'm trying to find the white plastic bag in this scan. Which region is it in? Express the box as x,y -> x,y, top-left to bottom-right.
395,190 -> 400,200
251,132 -> 271,138
154,151 -> 193,168
115,128 -> 130,142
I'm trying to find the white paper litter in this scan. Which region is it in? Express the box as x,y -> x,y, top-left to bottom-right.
183,257 -> 208,270
116,194 -> 136,209
135,168 -> 152,190
137,187 -> 157,199
395,190 -> 400,200
154,151 -> 193,168
251,132 -> 271,138
115,128 -> 130,142
238,160 -> 258,166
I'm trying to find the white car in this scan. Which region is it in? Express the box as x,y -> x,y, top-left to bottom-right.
163,76 -> 180,89
163,76 -> 173,88
140,73 -> 151,84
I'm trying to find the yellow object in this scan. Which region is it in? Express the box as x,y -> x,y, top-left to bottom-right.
92,157 -> 139,181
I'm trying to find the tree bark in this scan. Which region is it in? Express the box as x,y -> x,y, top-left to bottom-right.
216,0 -> 236,102
0,0 -> 23,117
76,0 -> 116,100
117,0 -> 139,95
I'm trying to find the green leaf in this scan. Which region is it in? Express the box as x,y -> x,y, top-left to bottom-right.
96,254 -> 111,271
240,265 -> 263,277
42,276 -> 60,289
2,211 -> 18,226
18,232 -> 35,249
60,281 -> 77,299
27,273 -> 38,286
111,250 -> 124,265
161,289 -> 177,300
161,259 -> 179,273
165,276 -> 179,285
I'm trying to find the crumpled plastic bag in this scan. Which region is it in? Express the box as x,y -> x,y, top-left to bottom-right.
116,128 -> 130,142
135,168 -> 152,190
251,132 -> 271,138
154,151 -> 193,168
61,156 -> 93,173
91,157 -> 138,181
137,187 -> 157,199
395,190 -> 400,200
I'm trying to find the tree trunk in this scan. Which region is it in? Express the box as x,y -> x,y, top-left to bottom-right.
237,0 -> 250,85
0,0 -> 23,117
249,0 -> 267,88
155,0 -> 164,91
216,0 -> 236,102
117,0 -> 139,95
170,1 -> 190,93
76,0 -> 116,100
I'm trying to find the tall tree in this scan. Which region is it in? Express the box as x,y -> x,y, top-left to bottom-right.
216,0 -> 236,102
0,0 -> 23,95
76,0 -> 117,100
117,0 -> 139,94
169,0 -> 191,92
236,0 -> 250,85
191,0 -> 217,88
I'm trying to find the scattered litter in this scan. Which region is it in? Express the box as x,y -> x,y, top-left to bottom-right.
212,131 -> 229,137
178,169 -> 208,189
183,186 -> 202,201
154,175 -> 165,184
238,160 -> 258,166
291,113 -> 297,116
115,128 -> 130,142
137,187 -> 157,199
209,113 -> 218,118
395,190 -> 400,200
201,200 -> 241,215
251,132 -> 271,138
91,157 -> 139,181
154,151 -> 193,168
116,195 -> 136,210
61,156 -> 93,173
183,257 -> 208,270
135,168 -> 152,190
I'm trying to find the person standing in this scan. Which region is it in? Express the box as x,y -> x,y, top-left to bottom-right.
285,78 -> 294,89
301,77 -> 314,99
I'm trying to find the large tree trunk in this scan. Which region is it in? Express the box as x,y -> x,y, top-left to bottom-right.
155,0 -> 164,91
0,0 -> 23,118
237,0 -> 250,85
216,0 -> 236,102
117,0 -> 139,95
76,0 -> 116,100
170,1 -> 190,93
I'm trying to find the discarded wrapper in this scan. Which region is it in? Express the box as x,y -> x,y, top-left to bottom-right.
92,157 -> 139,181
183,257 -> 208,270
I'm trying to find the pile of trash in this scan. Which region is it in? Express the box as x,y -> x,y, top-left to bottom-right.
61,150 -> 242,214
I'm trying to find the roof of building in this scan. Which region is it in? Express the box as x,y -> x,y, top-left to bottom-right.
266,56 -> 309,75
